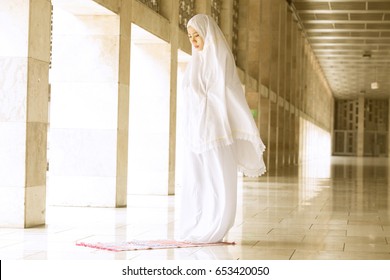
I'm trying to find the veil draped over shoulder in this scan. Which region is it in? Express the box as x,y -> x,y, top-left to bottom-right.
182,14 -> 266,177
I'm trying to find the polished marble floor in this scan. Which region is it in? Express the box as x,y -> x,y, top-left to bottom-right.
1,156 -> 390,260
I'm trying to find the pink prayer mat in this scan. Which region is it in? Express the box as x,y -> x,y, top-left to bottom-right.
76,239 -> 235,252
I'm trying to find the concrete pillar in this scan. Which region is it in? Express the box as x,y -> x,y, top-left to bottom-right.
0,0 -> 51,227
259,86 -> 271,168
357,97 -> 365,157
236,0 -> 247,71
259,0 -> 271,89
168,0 -> 179,195
220,0 -> 234,49
388,98 -> 390,157
291,15 -> 300,165
196,0 -> 212,15
268,1 -> 282,173
116,0 -> 132,206
285,9 -> 293,165
258,0 -> 272,168
277,3 -> 287,167
246,0 -> 261,80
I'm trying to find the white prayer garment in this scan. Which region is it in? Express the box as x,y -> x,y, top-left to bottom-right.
179,14 -> 266,243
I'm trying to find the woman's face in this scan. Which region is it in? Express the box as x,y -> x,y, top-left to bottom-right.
187,26 -> 204,51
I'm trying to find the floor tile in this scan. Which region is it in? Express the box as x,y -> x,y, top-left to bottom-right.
1,156 -> 390,260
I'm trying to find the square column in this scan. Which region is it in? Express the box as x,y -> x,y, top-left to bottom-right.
0,0 -> 51,227
357,97 -> 365,157
116,0 -> 132,206
168,0 -> 179,195
195,0 -> 212,15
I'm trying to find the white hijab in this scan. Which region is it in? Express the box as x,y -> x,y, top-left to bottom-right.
182,14 -> 266,177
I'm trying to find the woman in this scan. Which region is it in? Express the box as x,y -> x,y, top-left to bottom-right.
179,14 -> 266,243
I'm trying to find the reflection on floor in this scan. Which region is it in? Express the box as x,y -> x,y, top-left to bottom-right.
1,156 -> 390,260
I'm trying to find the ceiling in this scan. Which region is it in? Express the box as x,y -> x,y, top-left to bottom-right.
290,0 -> 390,99
53,0 -> 115,15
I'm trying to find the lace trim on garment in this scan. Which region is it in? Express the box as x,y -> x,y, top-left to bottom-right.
235,132 -> 267,177
238,165 -> 267,177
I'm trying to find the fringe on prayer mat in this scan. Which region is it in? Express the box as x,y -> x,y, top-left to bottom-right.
76,240 -> 235,252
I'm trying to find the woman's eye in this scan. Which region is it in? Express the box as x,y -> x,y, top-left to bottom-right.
188,33 -> 199,40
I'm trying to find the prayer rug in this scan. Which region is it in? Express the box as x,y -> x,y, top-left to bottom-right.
76,240 -> 235,252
